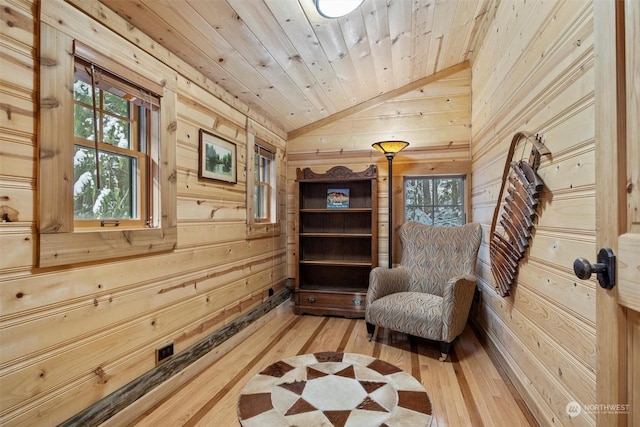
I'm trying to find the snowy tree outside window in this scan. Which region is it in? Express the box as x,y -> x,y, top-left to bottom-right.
404,176 -> 465,226
253,143 -> 275,222
72,58 -> 157,224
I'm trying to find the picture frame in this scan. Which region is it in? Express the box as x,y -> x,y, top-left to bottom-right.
198,129 -> 237,184
327,188 -> 350,208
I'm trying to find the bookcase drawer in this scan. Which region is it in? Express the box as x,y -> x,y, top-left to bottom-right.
296,289 -> 366,311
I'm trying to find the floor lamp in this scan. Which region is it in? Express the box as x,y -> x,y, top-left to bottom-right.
372,140 -> 409,268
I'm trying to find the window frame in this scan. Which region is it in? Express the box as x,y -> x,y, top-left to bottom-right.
253,143 -> 275,223
38,29 -> 177,267
403,175 -> 468,226
72,57 -> 154,228
245,132 -> 281,239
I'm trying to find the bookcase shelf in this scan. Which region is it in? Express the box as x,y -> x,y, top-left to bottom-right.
294,165 -> 378,318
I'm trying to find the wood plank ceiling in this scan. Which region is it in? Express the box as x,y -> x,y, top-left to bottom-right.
99,0 -> 490,135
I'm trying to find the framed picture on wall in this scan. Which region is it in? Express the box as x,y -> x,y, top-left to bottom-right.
198,129 -> 237,184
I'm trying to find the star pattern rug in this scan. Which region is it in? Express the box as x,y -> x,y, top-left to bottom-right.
237,351 -> 432,427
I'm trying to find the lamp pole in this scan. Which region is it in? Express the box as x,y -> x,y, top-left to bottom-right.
372,141 -> 409,268
386,153 -> 395,268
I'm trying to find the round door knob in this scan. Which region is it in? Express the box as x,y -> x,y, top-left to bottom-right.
573,248 -> 616,289
573,258 -> 606,280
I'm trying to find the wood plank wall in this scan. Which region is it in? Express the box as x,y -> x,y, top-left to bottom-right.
0,0 -> 598,426
286,68 -> 472,271
470,1 -> 596,426
0,1 -> 287,425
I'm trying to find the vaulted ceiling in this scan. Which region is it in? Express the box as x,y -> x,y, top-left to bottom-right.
100,0 -> 491,135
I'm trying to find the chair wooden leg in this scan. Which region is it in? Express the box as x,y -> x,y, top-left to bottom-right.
439,341 -> 451,362
366,322 -> 375,336
369,325 -> 380,342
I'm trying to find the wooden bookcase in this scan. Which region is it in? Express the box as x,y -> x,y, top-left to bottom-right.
294,165 -> 378,318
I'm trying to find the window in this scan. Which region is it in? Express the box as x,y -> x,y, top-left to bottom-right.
39,30 -> 177,267
253,142 -> 275,223
404,176 -> 466,226
254,144 -> 273,222
245,130 -> 281,239
72,57 -> 159,227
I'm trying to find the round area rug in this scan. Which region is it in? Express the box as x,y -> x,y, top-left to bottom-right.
237,351 -> 432,427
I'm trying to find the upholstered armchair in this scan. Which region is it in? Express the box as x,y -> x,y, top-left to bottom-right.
365,221 -> 482,361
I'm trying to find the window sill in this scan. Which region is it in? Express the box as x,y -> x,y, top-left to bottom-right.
246,221 -> 281,240
39,226 -> 177,268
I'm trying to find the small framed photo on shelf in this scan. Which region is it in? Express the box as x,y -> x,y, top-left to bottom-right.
199,129 -> 237,184
327,188 -> 350,209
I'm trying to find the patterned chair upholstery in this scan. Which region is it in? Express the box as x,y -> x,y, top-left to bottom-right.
365,221 -> 482,361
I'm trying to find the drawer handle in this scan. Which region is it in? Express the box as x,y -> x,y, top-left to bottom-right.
307,296 -> 317,303
352,298 -> 362,306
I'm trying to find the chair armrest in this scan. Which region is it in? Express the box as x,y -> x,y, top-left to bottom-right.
366,266 -> 411,306
441,275 -> 477,342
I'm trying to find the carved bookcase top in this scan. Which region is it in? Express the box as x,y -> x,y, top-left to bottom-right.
296,165 -> 377,181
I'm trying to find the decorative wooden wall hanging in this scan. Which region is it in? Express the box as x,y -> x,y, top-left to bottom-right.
489,132 -> 551,296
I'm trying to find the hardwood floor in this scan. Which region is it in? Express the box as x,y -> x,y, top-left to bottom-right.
111,302 -> 537,426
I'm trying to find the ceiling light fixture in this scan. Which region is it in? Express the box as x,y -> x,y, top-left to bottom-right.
315,0 -> 364,18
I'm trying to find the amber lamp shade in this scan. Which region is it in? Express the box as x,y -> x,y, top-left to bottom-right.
372,141 -> 410,159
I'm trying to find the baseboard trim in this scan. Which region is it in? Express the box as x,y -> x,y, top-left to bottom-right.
469,320 -> 542,426
59,288 -> 291,427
